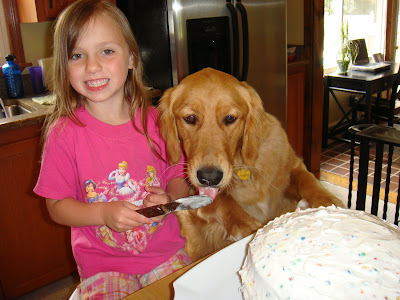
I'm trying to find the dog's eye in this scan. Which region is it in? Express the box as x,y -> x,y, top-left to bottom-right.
224,115 -> 237,125
183,115 -> 197,125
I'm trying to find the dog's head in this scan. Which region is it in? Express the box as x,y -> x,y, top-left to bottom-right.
158,68 -> 267,196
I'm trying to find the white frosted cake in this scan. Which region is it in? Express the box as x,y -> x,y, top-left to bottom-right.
239,206 -> 400,299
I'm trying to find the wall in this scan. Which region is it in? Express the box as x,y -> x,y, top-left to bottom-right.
287,0 -> 304,45
0,22 -> 52,98
0,0 -> 11,65
20,21 -> 54,74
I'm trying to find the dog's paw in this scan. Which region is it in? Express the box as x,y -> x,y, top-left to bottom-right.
297,199 -> 310,209
305,196 -> 345,208
228,231 -> 246,242
228,226 -> 251,242
228,219 -> 261,241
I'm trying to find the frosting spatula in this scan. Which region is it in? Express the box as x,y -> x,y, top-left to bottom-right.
136,195 -> 213,218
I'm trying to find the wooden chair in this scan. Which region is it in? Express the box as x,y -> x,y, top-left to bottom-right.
348,124 -> 400,225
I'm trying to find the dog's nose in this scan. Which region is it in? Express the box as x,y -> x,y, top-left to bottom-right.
197,167 -> 223,186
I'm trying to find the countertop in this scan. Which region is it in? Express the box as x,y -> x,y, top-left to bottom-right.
0,96 -> 54,132
0,89 -> 163,133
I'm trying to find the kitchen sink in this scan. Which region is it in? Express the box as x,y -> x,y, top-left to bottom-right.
3,104 -> 32,117
1,99 -> 36,119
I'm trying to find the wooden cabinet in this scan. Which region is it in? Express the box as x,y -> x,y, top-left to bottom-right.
17,0 -> 74,22
0,124 -> 75,299
17,0 -> 116,23
287,62 -> 306,157
34,0 -> 76,21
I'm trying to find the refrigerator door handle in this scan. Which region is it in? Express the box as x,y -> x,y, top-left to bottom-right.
236,0 -> 249,81
226,0 -> 240,79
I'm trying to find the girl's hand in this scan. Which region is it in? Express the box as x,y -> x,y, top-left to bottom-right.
143,185 -> 172,223
101,201 -> 153,232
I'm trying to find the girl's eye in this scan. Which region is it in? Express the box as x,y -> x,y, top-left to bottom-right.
70,53 -> 82,60
224,115 -> 237,125
103,49 -> 114,55
183,115 -> 197,125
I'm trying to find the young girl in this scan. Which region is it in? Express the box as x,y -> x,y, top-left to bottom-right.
34,0 -> 192,298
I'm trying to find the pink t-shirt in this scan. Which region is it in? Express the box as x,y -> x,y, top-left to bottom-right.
34,106 -> 186,278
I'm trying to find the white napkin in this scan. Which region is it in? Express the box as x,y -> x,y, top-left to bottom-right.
32,94 -> 56,105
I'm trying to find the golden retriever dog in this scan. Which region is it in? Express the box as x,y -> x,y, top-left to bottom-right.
158,68 -> 343,261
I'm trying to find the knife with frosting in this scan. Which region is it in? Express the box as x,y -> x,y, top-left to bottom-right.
136,195 -> 213,218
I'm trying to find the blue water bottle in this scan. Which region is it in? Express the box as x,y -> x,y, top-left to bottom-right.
2,54 -> 24,99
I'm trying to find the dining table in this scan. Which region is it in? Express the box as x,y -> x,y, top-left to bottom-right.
123,253 -> 212,300
322,62 -> 399,148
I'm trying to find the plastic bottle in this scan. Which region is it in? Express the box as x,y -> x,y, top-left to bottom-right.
2,54 -> 24,99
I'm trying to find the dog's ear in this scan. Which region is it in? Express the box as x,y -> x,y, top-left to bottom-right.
158,87 -> 183,165
240,82 -> 265,166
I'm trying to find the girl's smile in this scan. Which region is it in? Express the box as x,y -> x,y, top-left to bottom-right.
85,78 -> 110,90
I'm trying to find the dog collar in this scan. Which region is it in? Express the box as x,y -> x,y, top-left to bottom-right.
237,168 -> 251,180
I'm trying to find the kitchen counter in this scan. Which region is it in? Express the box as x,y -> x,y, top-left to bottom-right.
0,89 -> 163,133
0,96 -> 54,132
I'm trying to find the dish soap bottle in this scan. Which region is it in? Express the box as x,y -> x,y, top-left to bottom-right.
2,54 -> 24,99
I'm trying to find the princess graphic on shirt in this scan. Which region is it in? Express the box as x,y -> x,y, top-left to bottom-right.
99,225 -> 118,247
146,165 -> 160,187
124,228 -> 147,253
83,179 -> 107,203
109,161 -> 136,195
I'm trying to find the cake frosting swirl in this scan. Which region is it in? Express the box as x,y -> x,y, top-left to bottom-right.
239,206 -> 400,299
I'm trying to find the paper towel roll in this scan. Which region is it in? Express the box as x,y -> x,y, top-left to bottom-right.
38,57 -> 53,91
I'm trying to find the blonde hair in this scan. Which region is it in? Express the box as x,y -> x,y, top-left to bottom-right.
44,0 -> 161,158
146,165 -> 157,186
118,161 -> 128,170
147,165 -> 156,174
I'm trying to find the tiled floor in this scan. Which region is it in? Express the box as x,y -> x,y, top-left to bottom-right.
320,139 -> 400,194
14,272 -> 79,300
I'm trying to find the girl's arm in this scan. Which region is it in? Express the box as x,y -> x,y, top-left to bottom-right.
46,197 -> 153,232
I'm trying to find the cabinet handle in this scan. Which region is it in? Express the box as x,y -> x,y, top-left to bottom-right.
49,0 -> 53,9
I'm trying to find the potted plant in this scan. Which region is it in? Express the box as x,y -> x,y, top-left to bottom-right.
336,21 -> 359,74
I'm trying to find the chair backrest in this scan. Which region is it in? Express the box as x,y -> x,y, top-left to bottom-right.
348,124 -> 400,225
388,65 -> 400,126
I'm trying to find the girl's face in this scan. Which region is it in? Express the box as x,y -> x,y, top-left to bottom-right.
68,14 -> 134,107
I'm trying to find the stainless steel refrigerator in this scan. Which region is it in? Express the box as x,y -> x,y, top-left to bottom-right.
117,0 -> 287,127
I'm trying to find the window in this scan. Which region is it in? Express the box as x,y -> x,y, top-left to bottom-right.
324,0 -> 388,71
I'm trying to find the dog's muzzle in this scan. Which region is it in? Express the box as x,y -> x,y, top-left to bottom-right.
197,167 -> 223,186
